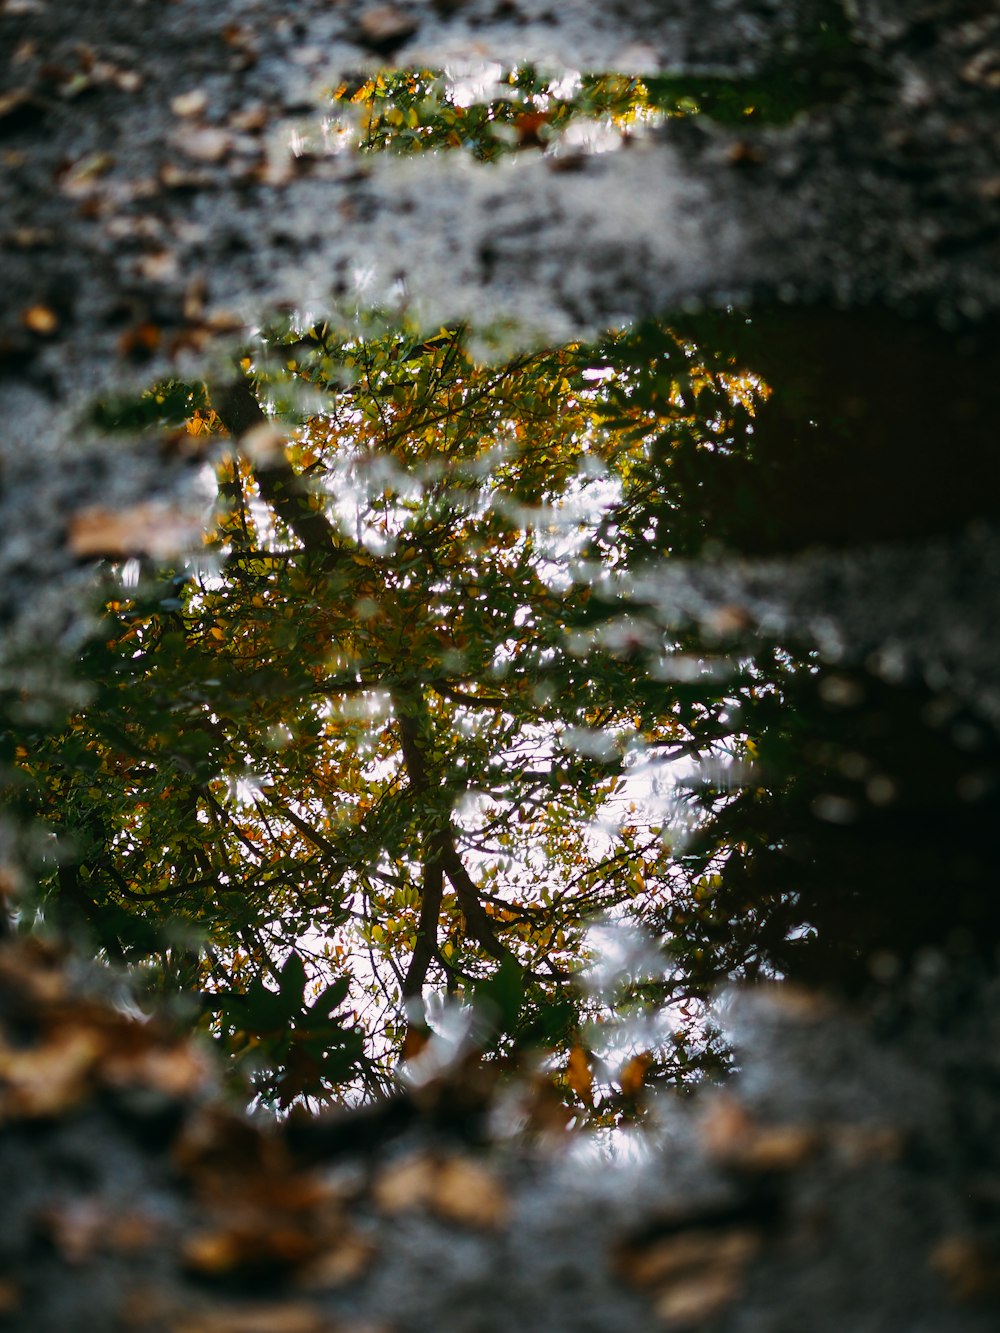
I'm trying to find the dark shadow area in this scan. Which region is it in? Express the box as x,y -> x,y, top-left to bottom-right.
659,308 -> 1000,553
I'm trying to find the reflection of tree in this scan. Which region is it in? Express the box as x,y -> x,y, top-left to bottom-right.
20,323 -> 756,1113
657,661 -> 1000,997
663,309 -> 1000,553
14,305 -> 1000,1114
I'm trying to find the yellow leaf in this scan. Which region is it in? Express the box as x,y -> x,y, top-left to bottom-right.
619,1052 -> 652,1098
566,1044 -> 593,1105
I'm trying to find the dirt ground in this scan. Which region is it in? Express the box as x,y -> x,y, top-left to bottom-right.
2,2 -> 1000,1328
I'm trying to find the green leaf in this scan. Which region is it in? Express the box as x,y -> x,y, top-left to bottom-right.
307,976 -> 351,1019
470,955 -> 525,1035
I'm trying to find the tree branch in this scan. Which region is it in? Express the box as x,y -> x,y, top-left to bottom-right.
402,839 -> 445,1002
211,375 -> 343,571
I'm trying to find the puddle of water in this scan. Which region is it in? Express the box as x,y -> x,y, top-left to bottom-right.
623,307 -> 1000,556
10,289 -> 1000,1112
313,29 -> 876,169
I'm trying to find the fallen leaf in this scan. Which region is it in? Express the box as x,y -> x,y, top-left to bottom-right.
171,88 -> 210,118
617,1228 -> 760,1328
41,1201 -> 161,1264
700,1094 -> 818,1172
174,1303 -> 338,1333
68,502 -> 205,560
0,88 -> 35,119
204,309 -> 246,334
726,140 -> 765,167
930,1236 -> 1000,1302
8,227 -> 56,249
961,51 -> 1000,90
101,1041 -> 211,1097
60,152 -> 114,197
117,322 -> 161,357
0,1026 -> 104,1118
136,250 -> 179,283
170,126 -> 233,163
831,1125 -> 904,1167
373,1152 -> 507,1228
654,1268 -> 744,1326
356,5 -> 418,54
372,1152 -> 436,1213
160,162 -> 214,189
296,1233 -> 377,1289
21,304 -> 59,335
183,275 -> 207,321
229,105 -> 268,133
183,1221 -> 317,1276
431,1155 -> 508,1228
702,604 -> 753,638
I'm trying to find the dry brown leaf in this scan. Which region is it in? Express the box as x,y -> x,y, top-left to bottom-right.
42,1200 -> 110,1264
41,1201 -> 161,1264
0,1027 -> 103,1117
21,303 -> 58,335
622,1228 -> 760,1287
372,1152 -> 507,1227
171,88 -> 209,118
736,1125 -> 818,1172
174,1303 -> 338,1333
9,226 -> 56,249
0,939 -> 67,1002
172,1106 -> 285,1182
619,1227 -> 760,1327
136,250 -> 179,283
930,1236 -> 1000,1302
654,1268 -> 744,1326
160,162 -> 213,189
229,105 -> 268,133
296,1233 -> 377,1290
183,1230 -> 246,1275
357,6 -> 418,50
961,50 -> 1000,89
702,604 -> 754,638
183,275 -> 207,321
372,1153 -> 436,1213
60,152 -> 114,197
431,1155 -> 508,1229
0,89 -> 33,119
101,1041 -> 211,1097
117,322 -> 161,357
170,126 -> 234,163
831,1125 -> 904,1167
183,1221 -> 317,1276
700,1094 -> 818,1172
68,502 -> 205,560
203,309 -> 246,334
746,983 -> 831,1021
